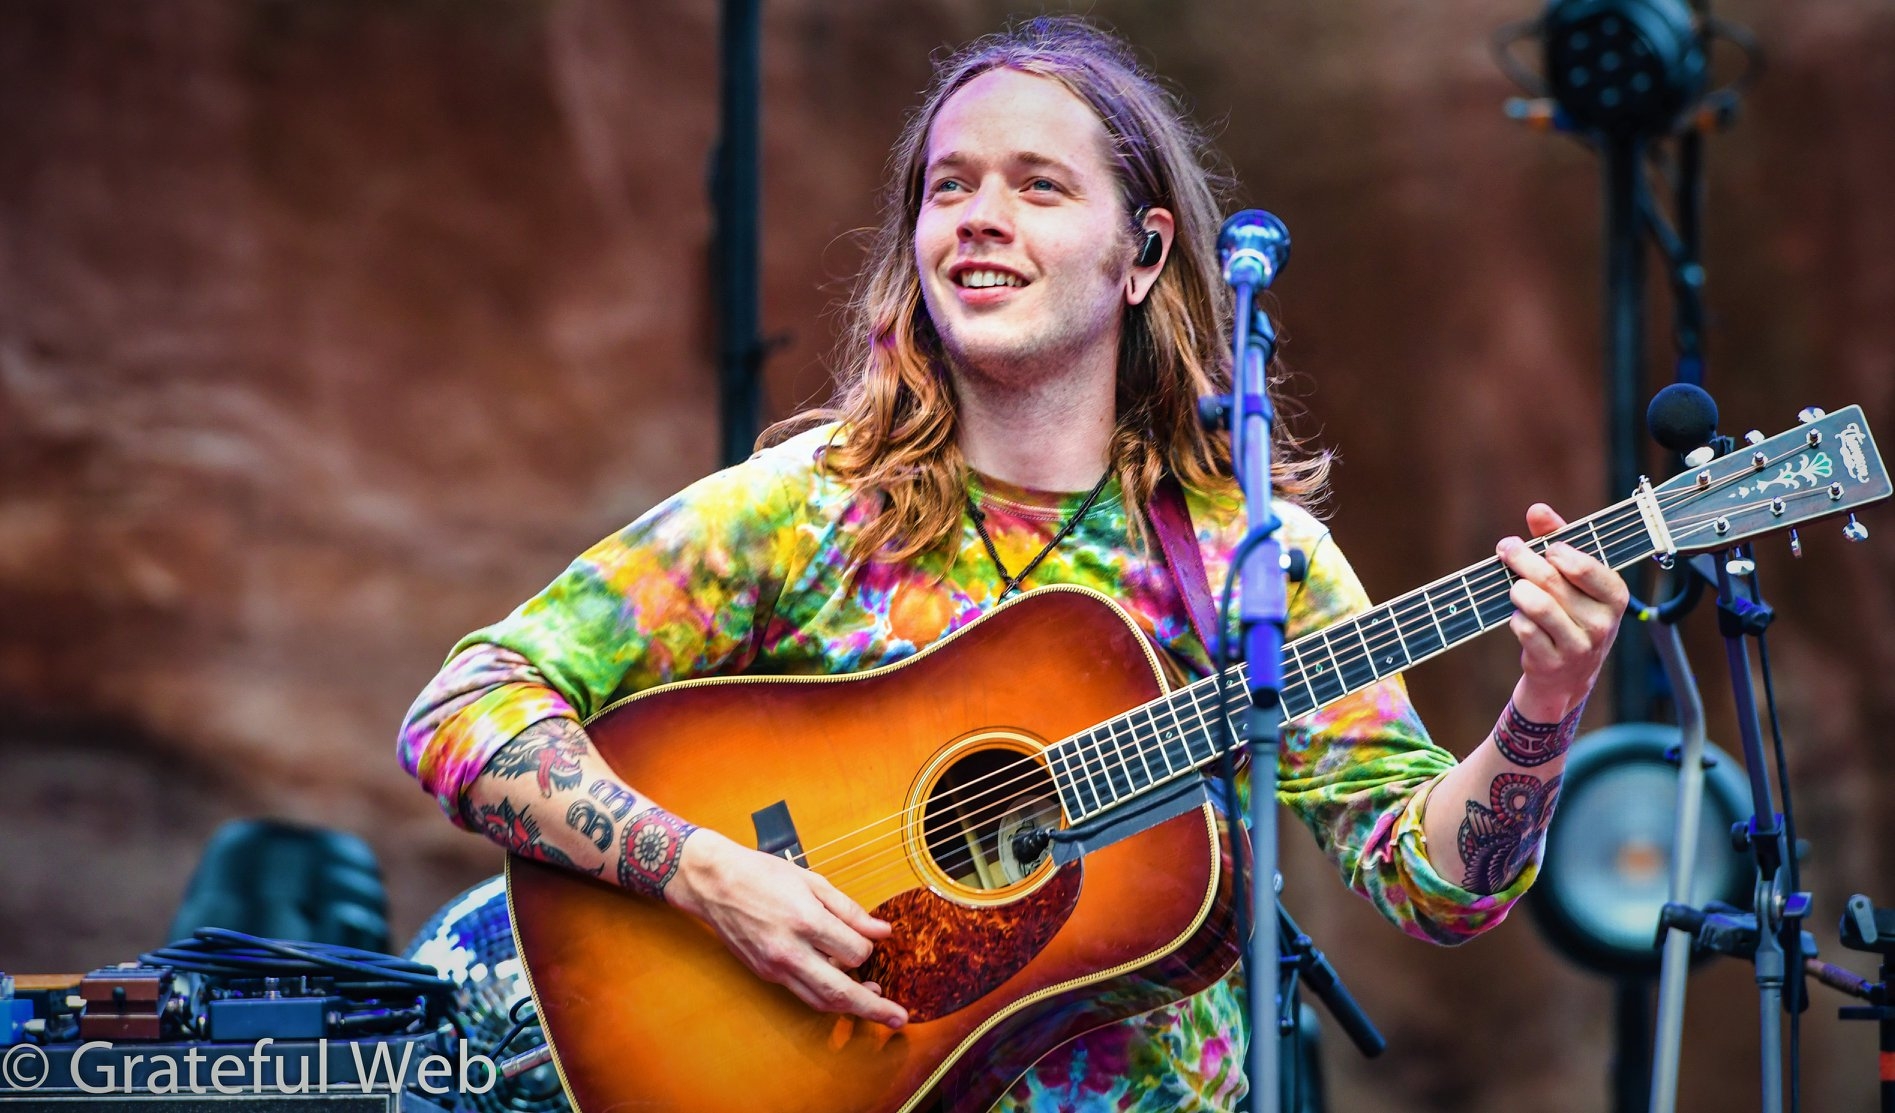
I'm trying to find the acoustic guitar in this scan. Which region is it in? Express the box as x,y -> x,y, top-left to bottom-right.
507,408 -> 1887,1113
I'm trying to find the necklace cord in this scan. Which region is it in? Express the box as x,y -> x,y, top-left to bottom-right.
966,471 -> 1114,597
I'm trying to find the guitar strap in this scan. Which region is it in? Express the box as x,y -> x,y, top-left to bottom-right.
1147,476 -> 1222,663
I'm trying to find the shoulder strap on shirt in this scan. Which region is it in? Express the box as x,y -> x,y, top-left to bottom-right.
1147,476 -> 1220,661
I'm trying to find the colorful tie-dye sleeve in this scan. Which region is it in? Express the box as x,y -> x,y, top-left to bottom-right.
397,443 -> 820,827
1275,528 -> 1536,944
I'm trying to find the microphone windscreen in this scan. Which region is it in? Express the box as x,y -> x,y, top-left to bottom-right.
1646,383 -> 1719,453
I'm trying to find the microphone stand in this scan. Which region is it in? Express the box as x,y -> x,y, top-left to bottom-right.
1218,210 -> 1292,1113
1644,427 -> 1814,1113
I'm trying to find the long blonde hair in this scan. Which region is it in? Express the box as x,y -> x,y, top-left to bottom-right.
763,16 -> 1329,563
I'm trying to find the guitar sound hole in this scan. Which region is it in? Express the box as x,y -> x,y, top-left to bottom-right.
921,746 -> 1061,893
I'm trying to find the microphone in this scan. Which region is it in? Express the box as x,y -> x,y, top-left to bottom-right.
1218,209 -> 1291,291
1646,382 -> 1719,454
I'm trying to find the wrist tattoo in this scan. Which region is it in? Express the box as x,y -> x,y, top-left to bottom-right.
487,718 -> 589,797
1493,699 -> 1584,767
619,809 -> 698,898
1459,771 -> 1563,894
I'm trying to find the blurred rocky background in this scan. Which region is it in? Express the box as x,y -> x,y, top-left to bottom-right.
1,0 -> 1890,1109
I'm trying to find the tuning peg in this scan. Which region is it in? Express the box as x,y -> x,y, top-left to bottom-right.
1798,406 -> 1828,424
1844,515 -> 1869,543
1685,445 -> 1716,467
1726,557 -> 1756,576
1744,430 -> 1765,446
1789,529 -> 1802,558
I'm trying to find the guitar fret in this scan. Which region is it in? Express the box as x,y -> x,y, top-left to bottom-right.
1124,715 -> 1153,791
1283,641 -> 1318,719
1434,580 -> 1483,645
1044,745 -> 1075,819
1337,626 -> 1379,692
1151,707 -> 1178,783
1605,508 -> 1653,567
1151,699 -> 1183,776
1361,609 -> 1409,675
1106,716 -> 1129,796
1304,631 -> 1346,706
1352,621 -> 1378,680
1097,726 -> 1134,802
1129,707 -> 1158,787
1586,517 -> 1606,562
1472,567 -> 1515,629
1072,735 -> 1106,814
1181,684 -> 1219,765
1418,592 -> 1449,654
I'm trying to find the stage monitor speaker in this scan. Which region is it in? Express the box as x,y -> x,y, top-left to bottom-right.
1527,722 -> 1753,976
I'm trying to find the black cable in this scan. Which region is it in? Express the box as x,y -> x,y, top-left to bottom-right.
1281,964 -> 1302,1111
143,928 -> 452,994
1756,617 -> 1803,1113
139,927 -> 456,1036
490,995 -> 541,1061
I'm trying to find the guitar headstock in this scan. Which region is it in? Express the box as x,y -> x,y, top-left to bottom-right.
1651,405 -> 1890,553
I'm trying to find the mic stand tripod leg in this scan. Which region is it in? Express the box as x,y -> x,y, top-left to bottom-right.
1648,614 -> 1710,1113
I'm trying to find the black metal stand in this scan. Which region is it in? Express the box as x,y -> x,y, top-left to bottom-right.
712,0 -> 767,465
1647,481 -> 1810,1113
1602,132 -> 1655,729
1278,903 -> 1385,1061
1833,895 -> 1895,1113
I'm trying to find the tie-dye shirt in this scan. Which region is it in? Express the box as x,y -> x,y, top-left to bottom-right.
399,424 -> 1536,1112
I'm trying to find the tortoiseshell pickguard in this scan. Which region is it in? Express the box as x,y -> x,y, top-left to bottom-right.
860,864 -> 1083,1023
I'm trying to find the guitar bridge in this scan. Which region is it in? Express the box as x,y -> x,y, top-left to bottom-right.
752,800 -> 808,867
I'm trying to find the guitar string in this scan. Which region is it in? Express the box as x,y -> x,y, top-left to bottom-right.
806,471 -> 1819,888
813,489 -> 1814,894
805,502 -> 1662,878
816,518 -> 1807,895
801,464 -> 1845,886
809,508 -> 1664,888
808,480 -> 1789,888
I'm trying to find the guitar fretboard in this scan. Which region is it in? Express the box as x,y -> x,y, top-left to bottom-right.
1042,499 -> 1657,823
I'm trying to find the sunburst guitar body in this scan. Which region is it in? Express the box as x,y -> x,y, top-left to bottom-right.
507,587 -> 1242,1113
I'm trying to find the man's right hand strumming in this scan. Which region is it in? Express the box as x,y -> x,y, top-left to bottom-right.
667,831 -> 908,1028
465,719 -> 907,1029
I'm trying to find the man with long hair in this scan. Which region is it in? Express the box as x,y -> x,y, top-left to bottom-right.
400,17 -> 1626,1111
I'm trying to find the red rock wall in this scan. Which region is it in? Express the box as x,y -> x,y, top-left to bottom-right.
2,1 -> 1891,1109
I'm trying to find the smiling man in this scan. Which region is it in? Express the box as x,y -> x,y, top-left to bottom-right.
400,17 -> 1626,1112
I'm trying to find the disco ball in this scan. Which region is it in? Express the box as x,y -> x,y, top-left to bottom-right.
405,876 -> 571,1113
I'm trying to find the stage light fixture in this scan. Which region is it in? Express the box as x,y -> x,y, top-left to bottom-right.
1542,0 -> 1707,137
1527,722 -> 1753,977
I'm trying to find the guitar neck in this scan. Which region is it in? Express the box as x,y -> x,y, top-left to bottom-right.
1042,496 -> 1657,826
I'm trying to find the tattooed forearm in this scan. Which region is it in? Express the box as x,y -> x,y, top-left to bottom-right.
1457,702 -> 1580,891
588,777 -> 637,821
619,809 -> 698,898
476,799 -> 600,875
485,718 -> 590,797
471,721 -> 695,896
1493,699 -> 1583,767
1459,771 -> 1563,894
566,800 -> 616,852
